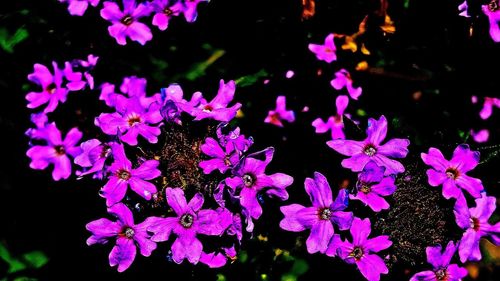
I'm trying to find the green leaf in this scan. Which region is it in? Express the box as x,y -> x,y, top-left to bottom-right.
290,259 -> 308,276
0,27 -> 29,53
184,49 -> 226,81
235,69 -> 269,88
22,251 -> 48,269
0,243 -> 27,274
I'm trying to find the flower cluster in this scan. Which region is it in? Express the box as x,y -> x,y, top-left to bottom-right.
281,115 -> 408,281
25,55 -> 98,180
58,0 -> 209,45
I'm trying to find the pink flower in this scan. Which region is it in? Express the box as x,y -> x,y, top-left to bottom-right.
264,96 -> 295,127
331,69 -> 362,100
308,34 -> 337,63
312,95 -> 349,139
482,2 -> 500,42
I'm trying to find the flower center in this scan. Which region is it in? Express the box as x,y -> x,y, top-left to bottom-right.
117,169 -> 131,180
334,114 -> 342,124
180,213 -> 194,228
489,0 -> 499,12
122,227 -> 135,238
46,83 -> 57,94
359,183 -> 371,194
319,208 -> 332,220
470,217 -> 480,231
243,174 -> 256,187
363,144 -> 377,156
350,247 -> 364,260
163,7 -> 173,16
445,168 -> 459,180
100,144 -> 111,158
224,155 -> 232,166
54,145 -> 65,155
203,105 -> 213,113
435,268 -> 448,280
127,114 -> 141,126
121,15 -> 134,26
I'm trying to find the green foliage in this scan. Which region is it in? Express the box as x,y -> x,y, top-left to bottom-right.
0,243 -> 48,281
0,27 -> 29,54
235,69 -> 269,88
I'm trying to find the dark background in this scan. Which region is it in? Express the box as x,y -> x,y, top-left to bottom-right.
0,0 -> 499,280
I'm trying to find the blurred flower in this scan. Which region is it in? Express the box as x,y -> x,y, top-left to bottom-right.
147,188 -> 232,264
454,193 -> 500,262
100,0 -> 153,45
279,172 -> 353,254
330,69 -> 362,100
264,96 -> 295,127
335,217 -> 392,281
308,34 -> 337,63
482,1 -> 500,42
26,122 -> 82,181
410,241 -> 467,281
458,1 -> 471,18
471,129 -> 489,143
58,0 -> 100,16
327,115 -> 410,175
312,95 -> 349,139
183,0 -> 208,22
350,161 -> 396,212
479,97 -> 500,120
151,0 -> 185,30
421,144 -> 483,199
86,203 -> 157,272
100,143 -> 160,206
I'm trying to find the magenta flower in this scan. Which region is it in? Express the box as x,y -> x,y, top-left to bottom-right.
100,143 -> 161,206
264,96 -> 295,127
27,122 -> 82,181
409,241 -> 467,281
74,139 -> 113,178
471,129 -> 489,143
77,54 -> 99,89
200,246 -> 237,268
225,148 -> 294,229
458,1 -> 470,18
279,172 -> 353,254
479,97 -> 500,120
312,95 -> 349,139
327,115 -> 410,175
59,0 -> 100,16
95,96 -> 162,146
336,217 -> 392,281
160,83 -> 202,124
190,80 -> 242,122
63,62 -> 86,91
454,194 -> 500,262
199,137 -> 240,174
331,69 -> 362,100
216,126 -> 253,153
100,0 -> 153,45
26,62 -> 68,113
183,0 -> 208,22
86,203 -> 157,272
151,0 -> 185,30
147,188 -> 232,264
308,33 -> 337,63
25,112 -> 49,139
350,161 -> 396,212
421,144 -> 484,199
482,2 -> 500,42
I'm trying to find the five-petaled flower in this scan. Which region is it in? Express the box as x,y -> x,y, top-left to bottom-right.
100,0 -> 153,45
409,241 -> 467,281
86,203 -> 157,272
264,96 -> 296,127
421,144 -> 483,199
190,80 -> 242,122
151,0 -> 185,30
327,115 -> 410,175
280,172 -> 353,254
335,217 -> 392,281
147,188 -> 232,264
100,143 -> 161,206
454,193 -> 500,262
26,62 -> 68,113
312,95 -> 349,139
308,33 -> 337,63
27,122 -> 82,181
350,161 -> 397,212
199,137 -> 240,174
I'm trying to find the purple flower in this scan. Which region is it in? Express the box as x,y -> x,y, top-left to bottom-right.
200,245 -> 237,268
27,122 -> 82,181
327,115 -> 410,175
308,33 -> 337,63
100,0 -> 153,45
216,126 -> 253,153
454,193 -> 500,262
471,129 -> 489,143
264,96 -> 295,127
421,144 -> 484,199
331,69 -> 362,100
312,95 -> 349,139
410,241 -> 467,281
458,1 -> 470,18
151,0 -> 185,30
74,139 -> 113,178
350,161 -> 396,212
86,203 -> 157,272
25,112 -> 49,139
26,62 -> 68,113
199,137 -> 240,174
225,148 -> 294,230
335,217 -> 392,281
183,0 -> 209,22
95,96 -> 162,145
100,143 -> 161,206
59,0 -> 100,16
479,97 -> 500,120
76,54 -> 99,89
482,2 -> 500,42
160,83 -> 203,123
63,62 -> 86,91
190,80 -> 242,122
279,172 -> 353,254
147,188 -> 232,264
